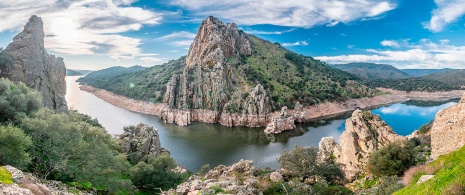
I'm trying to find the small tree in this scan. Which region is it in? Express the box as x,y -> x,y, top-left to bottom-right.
278,146 -> 344,183
0,125 -> 32,168
368,140 -> 417,176
0,78 -> 43,124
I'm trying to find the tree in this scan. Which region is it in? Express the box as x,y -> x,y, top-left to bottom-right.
0,78 -> 43,124
278,146 -> 344,183
0,125 -> 32,169
368,140 -> 418,176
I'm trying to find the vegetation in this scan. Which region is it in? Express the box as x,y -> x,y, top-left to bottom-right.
423,69 -> 465,88
278,146 -> 344,184
364,77 -> 457,92
401,68 -> 451,77
0,125 -> 32,169
368,139 -> 420,177
394,144 -> 465,195
130,155 -> 190,194
0,78 -> 43,124
0,166 -> 14,184
66,69 -> 83,76
332,63 -> 410,80
78,57 -> 185,103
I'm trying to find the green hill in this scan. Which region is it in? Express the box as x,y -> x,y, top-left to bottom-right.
394,144 -> 465,195
332,63 -> 410,80
422,69 -> 465,88
401,69 -> 452,77
78,17 -> 378,110
66,69 -> 83,76
77,65 -> 146,84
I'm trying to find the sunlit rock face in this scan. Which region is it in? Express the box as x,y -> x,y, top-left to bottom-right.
0,15 -> 67,112
431,93 -> 465,159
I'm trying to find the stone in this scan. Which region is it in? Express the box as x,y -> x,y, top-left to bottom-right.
4,165 -> 25,184
431,93 -> 465,159
119,123 -> 164,161
317,110 -> 404,182
264,106 -> 296,134
269,171 -> 284,183
0,184 -> 34,195
416,175 -> 434,184
0,15 -> 67,112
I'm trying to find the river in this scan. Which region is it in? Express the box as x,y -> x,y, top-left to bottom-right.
65,76 -> 457,171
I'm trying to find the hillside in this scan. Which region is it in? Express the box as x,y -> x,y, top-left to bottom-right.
77,65 -> 145,83
332,63 -> 410,80
422,69 -> 465,88
80,17 -> 377,113
402,69 -> 451,77
364,77 -> 457,92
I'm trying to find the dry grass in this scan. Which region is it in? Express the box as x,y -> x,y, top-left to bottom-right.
402,161 -> 445,185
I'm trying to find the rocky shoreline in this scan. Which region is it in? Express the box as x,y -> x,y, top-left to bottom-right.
79,85 -> 464,132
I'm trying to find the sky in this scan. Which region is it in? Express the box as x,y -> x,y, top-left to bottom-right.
0,0 -> 465,70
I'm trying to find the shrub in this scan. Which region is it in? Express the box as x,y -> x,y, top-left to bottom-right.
0,78 -> 43,124
278,146 -> 344,183
368,140 -> 418,176
198,164 -> 210,177
375,176 -> 404,195
0,125 -> 32,168
0,166 -> 14,184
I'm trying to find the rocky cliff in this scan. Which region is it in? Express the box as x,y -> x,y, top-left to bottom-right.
119,123 -> 168,163
431,92 -> 465,159
318,110 -> 404,182
161,16 -> 272,127
0,15 -> 67,112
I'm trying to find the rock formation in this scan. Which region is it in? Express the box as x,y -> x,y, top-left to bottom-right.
319,110 -> 403,181
0,15 -> 67,112
431,92 -> 465,159
161,16 -> 272,127
165,160 -> 260,195
264,106 -> 296,134
119,123 -> 167,162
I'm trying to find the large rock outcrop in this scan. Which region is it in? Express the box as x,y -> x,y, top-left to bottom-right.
431,93 -> 465,159
264,106 -> 296,134
161,16 -> 272,127
319,110 -> 403,181
119,123 -> 167,162
0,15 -> 67,112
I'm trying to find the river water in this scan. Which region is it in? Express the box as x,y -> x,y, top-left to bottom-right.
65,76 -> 457,171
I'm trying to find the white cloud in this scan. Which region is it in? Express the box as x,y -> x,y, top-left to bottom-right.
316,39 -> 465,69
424,0 -> 465,32
282,40 -> 309,47
169,0 -> 396,28
156,31 -> 196,40
140,57 -> 164,63
380,40 -> 400,48
171,40 -> 194,47
0,0 -> 162,59
347,45 -> 355,49
243,28 -> 296,35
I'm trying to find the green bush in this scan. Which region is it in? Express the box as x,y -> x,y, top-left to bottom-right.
375,176 -> 404,195
21,108 -> 133,193
368,140 -> 418,176
130,155 -> 189,193
0,78 -> 43,124
278,146 -> 344,183
0,125 -> 32,169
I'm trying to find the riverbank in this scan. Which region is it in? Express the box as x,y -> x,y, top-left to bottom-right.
80,85 -> 464,129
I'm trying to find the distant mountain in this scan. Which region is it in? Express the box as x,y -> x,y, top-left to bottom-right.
77,65 -> 146,83
332,63 -> 410,80
80,16 -> 377,113
72,69 -> 93,75
401,69 -> 451,77
66,69 -> 83,76
422,69 -> 465,88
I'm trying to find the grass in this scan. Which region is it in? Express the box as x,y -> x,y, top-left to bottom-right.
394,144 -> 465,194
0,167 -> 14,184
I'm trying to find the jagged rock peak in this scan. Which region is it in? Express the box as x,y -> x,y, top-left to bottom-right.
431,92 -> 465,159
1,15 -> 67,112
119,123 -> 166,162
186,16 -> 251,68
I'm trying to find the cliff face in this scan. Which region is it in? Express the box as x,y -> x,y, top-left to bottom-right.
0,15 -> 67,112
431,93 -> 465,159
162,16 -> 272,127
319,110 -> 403,182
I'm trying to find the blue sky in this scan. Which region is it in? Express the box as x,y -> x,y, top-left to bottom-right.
1,0 -> 465,70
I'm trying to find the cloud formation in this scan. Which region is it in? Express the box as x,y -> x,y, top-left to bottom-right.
316,39 -> 465,68
243,28 -> 296,35
169,0 -> 396,28
282,41 -> 309,47
380,40 -> 400,48
155,31 -> 196,47
424,0 -> 465,32
0,0 -> 162,59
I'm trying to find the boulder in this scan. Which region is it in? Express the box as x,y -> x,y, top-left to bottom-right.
119,123 -> 164,162
264,106 -> 296,134
269,171 -> 284,183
